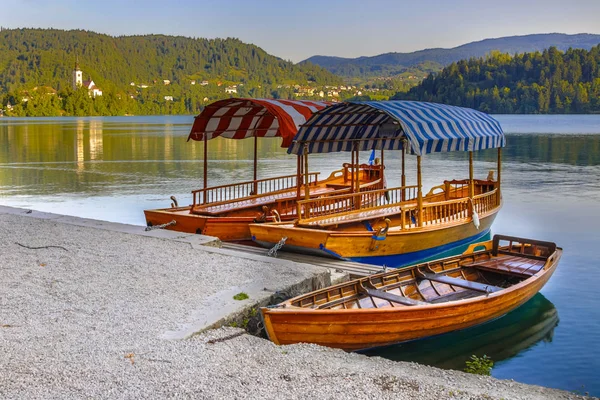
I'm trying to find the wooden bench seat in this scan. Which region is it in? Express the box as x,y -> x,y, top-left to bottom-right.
325,183 -> 352,190
463,255 -> 546,278
417,271 -> 502,293
297,203 -> 415,228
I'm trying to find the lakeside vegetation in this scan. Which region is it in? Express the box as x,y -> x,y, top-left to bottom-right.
392,45 -> 600,113
0,28 -> 599,116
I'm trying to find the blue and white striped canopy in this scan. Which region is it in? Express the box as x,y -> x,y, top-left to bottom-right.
288,100 -> 505,156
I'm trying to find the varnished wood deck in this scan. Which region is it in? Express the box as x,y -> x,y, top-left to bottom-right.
464,255 -> 546,277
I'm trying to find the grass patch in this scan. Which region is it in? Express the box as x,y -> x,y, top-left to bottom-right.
464,354 -> 493,376
233,292 -> 249,301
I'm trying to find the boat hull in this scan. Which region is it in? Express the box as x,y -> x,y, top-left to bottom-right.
144,207 -> 273,242
262,248 -> 561,351
251,208 -> 498,268
144,165 -> 385,242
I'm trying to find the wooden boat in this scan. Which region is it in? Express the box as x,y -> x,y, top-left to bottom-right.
250,100 -> 505,266
261,235 -> 562,351
144,98 -> 385,241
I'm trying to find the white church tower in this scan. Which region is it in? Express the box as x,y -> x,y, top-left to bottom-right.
73,58 -> 83,90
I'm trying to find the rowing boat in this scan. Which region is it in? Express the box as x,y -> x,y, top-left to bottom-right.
143,98 -> 385,241
261,235 -> 561,351
250,100 -> 504,265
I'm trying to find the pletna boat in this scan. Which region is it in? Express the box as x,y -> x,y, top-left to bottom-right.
144,98 -> 385,241
261,234 -> 561,351
250,100 -> 504,266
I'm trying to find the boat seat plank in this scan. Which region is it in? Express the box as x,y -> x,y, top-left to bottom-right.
360,286 -> 427,306
298,203 -> 411,228
463,255 -> 545,277
417,271 -> 502,293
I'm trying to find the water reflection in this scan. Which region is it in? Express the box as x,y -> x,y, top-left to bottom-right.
363,293 -> 559,371
437,134 -> 600,166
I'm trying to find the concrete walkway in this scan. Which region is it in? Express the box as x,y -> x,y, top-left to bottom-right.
0,206 -> 591,399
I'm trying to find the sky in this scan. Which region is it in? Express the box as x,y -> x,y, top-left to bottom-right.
1,0 -> 599,62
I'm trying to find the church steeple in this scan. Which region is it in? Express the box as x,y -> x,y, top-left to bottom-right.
73,56 -> 83,90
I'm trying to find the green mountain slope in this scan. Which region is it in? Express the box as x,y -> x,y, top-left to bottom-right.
0,28 -> 341,93
391,46 -> 600,114
0,28 -> 342,116
303,33 -> 600,78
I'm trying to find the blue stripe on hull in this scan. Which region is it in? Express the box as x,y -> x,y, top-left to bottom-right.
347,230 -> 492,268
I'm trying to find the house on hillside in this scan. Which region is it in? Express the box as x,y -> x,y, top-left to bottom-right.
82,79 -> 103,97
225,86 -> 237,94
295,87 -> 316,97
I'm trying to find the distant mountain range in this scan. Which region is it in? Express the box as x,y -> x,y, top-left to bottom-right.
302,33 -> 600,78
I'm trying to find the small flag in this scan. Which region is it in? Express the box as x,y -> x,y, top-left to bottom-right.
368,149 -> 375,165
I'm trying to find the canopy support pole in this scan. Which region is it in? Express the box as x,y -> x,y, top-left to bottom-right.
203,134 -> 208,204
380,148 -> 385,188
304,145 -> 310,201
355,147 -> 361,193
469,151 -> 474,199
355,146 -> 361,208
296,154 -> 302,200
401,143 -> 406,201
417,156 -> 423,227
497,148 -> 502,206
349,146 -> 355,194
253,136 -> 258,195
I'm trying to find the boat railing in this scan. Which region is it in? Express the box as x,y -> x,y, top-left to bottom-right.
342,163 -> 384,183
192,172 -> 320,206
472,188 -> 499,215
277,177 -> 386,219
297,185 -> 418,221
418,189 -> 499,228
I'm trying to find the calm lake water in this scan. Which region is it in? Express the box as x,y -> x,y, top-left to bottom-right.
1,114 -> 599,396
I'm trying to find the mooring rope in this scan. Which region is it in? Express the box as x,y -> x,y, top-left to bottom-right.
145,220 -> 177,231
267,236 -> 287,257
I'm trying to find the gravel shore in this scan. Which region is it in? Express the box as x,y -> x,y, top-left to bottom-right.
0,207 -> 592,399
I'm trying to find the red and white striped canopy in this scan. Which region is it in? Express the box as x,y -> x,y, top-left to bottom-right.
187,98 -> 332,147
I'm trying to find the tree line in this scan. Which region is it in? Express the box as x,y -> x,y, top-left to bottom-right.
392,45 -> 600,113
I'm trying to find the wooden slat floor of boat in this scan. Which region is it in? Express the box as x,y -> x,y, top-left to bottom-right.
222,243 -> 384,277
193,187 -> 336,215
417,271 -> 502,293
361,287 -> 427,306
464,254 -> 545,277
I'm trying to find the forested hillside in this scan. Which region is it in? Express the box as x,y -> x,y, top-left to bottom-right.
0,28 -> 342,116
392,46 -> 600,113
